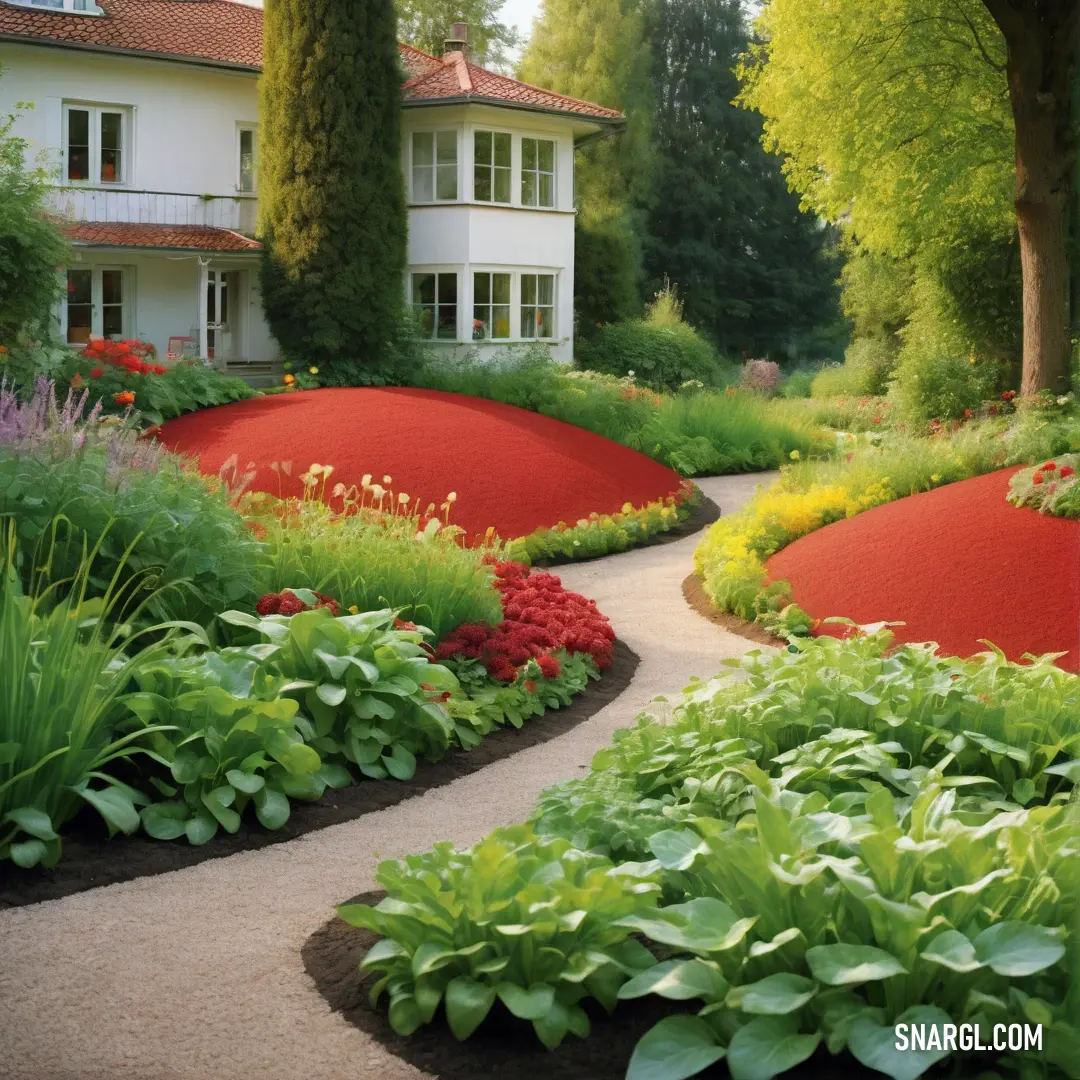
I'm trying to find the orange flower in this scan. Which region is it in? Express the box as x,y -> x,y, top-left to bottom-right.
113,390 -> 135,406
283,373 -> 296,386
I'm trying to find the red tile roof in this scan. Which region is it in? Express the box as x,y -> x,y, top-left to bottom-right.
0,1 -> 623,120
0,0 -> 262,69
67,222 -> 261,252
401,47 -> 623,122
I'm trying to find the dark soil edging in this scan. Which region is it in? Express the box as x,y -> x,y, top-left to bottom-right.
302,891 -> 926,1080
529,489 -> 721,568
0,641 -> 638,909
682,573 -> 786,649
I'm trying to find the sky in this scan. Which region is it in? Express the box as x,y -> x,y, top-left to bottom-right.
501,0 -> 542,45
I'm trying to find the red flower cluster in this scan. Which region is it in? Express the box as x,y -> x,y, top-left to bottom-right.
433,560 -> 614,682
82,339 -> 166,377
1002,390 -> 1017,402
256,589 -> 341,617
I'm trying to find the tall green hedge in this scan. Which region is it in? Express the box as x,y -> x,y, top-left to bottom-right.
258,0 -> 407,382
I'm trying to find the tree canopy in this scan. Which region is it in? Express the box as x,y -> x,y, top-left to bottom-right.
396,0 -> 519,71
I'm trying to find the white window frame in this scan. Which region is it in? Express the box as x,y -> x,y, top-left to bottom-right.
472,270 -> 512,341
521,136 -> 557,209
410,268 -> 460,341
472,129 -> 513,204
410,129 -> 459,203
10,0 -> 102,11
237,123 -> 258,194
61,265 -> 132,344
62,102 -> 133,186
519,271 -> 557,340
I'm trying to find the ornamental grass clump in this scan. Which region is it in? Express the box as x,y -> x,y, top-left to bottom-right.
0,378 -> 263,624
0,524 -> 179,867
245,463 -> 501,640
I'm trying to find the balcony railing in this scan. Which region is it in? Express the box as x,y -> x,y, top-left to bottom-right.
47,187 -> 258,235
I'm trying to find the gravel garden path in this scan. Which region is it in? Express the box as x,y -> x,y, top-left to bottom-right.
0,472 -> 775,1080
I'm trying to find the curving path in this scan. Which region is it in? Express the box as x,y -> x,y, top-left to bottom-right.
0,474 -> 775,1080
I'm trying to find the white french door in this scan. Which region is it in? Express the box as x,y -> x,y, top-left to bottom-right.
206,270 -> 234,362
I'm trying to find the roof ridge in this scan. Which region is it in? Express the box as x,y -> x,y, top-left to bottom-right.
447,50 -> 472,93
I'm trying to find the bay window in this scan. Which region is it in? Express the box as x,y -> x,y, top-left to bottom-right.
521,138 -> 555,208
64,103 -> 130,184
520,274 -> 555,339
472,272 -> 511,340
412,272 -> 458,339
473,130 -> 511,203
412,131 -> 458,202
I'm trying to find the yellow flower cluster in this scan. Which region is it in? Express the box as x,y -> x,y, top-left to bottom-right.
694,476 -> 896,620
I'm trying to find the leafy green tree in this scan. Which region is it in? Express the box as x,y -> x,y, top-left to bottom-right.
740,0 -> 1078,394
395,0 -> 519,71
259,0 -> 408,382
643,0 -> 842,359
519,0 -> 654,331
0,82 -> 68,344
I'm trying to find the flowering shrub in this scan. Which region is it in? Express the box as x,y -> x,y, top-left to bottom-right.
435,560 -> 615,680
740,359 -> 781,394
255,587 -> 341,616
1007,454 -> 1080,518
62,343 -> 254,425
506,481 -> 699,563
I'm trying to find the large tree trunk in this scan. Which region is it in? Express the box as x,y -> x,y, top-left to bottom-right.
983,0 -> 1079,396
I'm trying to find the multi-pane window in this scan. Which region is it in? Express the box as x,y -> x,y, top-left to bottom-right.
64,103 -> 128,184
520,274 -> 555,339
472,272 -> 511,340
65,267 -> 126,344
238,126 -> 257,193
521,138 -> 555,208
412,272 -> 458,339
473,130 -> 511,203
412,131 -> 458,201
65,269 -> 93,345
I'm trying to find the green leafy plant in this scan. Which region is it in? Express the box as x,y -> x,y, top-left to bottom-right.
339,824 -> 662,1048
120,643 -> 347,844
622,781 -> 1079,1080
0,525 -> 178,867
220,604 -> 459,781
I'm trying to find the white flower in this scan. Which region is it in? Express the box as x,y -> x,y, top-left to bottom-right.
382,474 -> 392,485
370,484 -> 385,500
447,491 -> 457,502
398,492 -> 409,505
361,473 -> 372,488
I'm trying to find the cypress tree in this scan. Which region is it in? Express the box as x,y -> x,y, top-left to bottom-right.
259,0 -> 407,382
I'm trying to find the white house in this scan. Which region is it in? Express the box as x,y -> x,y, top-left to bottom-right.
0,2 -> 624,380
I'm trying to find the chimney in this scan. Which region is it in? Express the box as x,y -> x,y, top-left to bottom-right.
443,22 -> 468,57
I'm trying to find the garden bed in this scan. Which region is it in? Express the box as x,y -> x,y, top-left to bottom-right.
0,640 -> 637,908
768,468 -> 1080,668
157,387 -> 690,543
303,891 -> 881,1080
680,573 -> 786,648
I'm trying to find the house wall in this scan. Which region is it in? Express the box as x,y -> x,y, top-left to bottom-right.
61,248 -> 262,364
0,43 -> 586,366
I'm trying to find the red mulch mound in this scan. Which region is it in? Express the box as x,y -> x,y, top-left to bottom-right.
766,468 -> 1080,670
157,387 -> 684,540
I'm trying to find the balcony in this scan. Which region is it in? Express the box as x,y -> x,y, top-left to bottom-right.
47,187 -> 258,235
